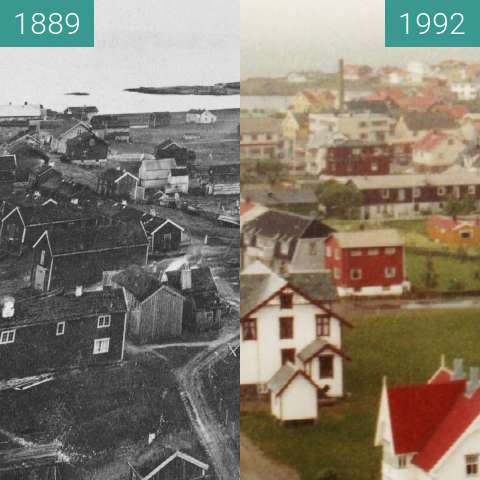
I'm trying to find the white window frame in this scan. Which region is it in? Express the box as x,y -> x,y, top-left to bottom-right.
368,249 -> 379,256
56,322 -> 65,336
385,247 -> 396,255
385,267 -> 396,279
437,186 -> 447,197
326,246 -> 332,257
469,185 -> 476,195
97,315 -> 111,328
350,250 -> 362,257
0,329 -> 15,345
381,189 -> 390,199
466,454 -> 479,477
280,240 -> 290,256
350,269 -> 362,280
413,187 -> 421,199
334,268 -> 341,280
93,338 -> 110,354
334,248 -> 341,260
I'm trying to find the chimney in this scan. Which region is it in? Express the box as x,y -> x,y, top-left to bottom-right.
453,358 -> 465,379
2,296 -> 15,319
338,58 -> 345,113
75,286 -> 83,297
467,367 -> 480,395
181,265 -> 192,290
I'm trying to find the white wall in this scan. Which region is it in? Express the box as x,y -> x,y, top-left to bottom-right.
279,375 -> 318,421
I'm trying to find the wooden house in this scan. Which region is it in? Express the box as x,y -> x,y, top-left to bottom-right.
129,449 -> 209,480
39,175 -> 99,207
30,222 -> 148,292
185,109 -> 217,124
97,168 -> 139,200
139,158 -> 177,191
64,106 -> 99,121
112,266 -> 184,344
0,197 -> 99,256
50,121 -> 92,154
91,115 -> 130,142
0,288 -> 127,380
154,139 -> 195,167
28,164 -> 61,189
167,168 -> 189,194
164,266 -> 222,332
0,155 -> 17,183
427,215 -> 480,247
204,164 -> 239,196
65,132 -> 109,165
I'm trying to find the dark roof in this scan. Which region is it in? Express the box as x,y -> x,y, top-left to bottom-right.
171,168 -> 189,177
0,155 -> 16,171
347,100 -> 392,115
44,222 -> 148,255
243,188 -> 318,206
401,112 -> 458,132
111,208 -> 182,235
66,132 -> 107,147
286,272 -> 337,302
165,267 -> 217,294
1,288 -> 126,328
245,210 -> 334,240
112,265 -> 161,302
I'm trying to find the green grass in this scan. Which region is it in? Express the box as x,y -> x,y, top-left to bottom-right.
241,309 -> 480,480
407,253 -> 480,292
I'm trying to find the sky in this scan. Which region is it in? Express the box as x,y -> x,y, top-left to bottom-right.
0,0 -> 239,109
241,0 -> 480,78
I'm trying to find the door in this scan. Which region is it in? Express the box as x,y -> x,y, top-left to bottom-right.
161,233 -> 172,251
34,265 -> 47,291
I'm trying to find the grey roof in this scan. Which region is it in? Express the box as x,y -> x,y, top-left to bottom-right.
333,229 -> 403,249
286,271 -> 337,302
401,112 -> 458,132
267,363 -> 298,394
112,265 -> 161,302
240,117 -> 283,135
242,188 -> 318,206
298,338 -> 330,363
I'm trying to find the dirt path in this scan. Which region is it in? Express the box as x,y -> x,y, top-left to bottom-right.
240,434 -> 300,480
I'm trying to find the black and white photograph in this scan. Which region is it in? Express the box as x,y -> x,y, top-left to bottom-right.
0,1 -> 239,479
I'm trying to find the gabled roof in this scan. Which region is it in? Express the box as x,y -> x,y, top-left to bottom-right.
267,362 -> 319,397
164,267 -> 217,294
386,380 -> 466,455
0,104 -> 42,118
286,272 -> 337,303
141,158 -> 177,172
112,265 -> 161,302
400,111 -> 458,132
332,229 -> 403,249
140,450 -> 209,480
414,130 -> 454,152
297,338 -> 351,364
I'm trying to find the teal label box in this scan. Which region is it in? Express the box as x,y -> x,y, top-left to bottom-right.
0,0 -> 94,47
386,0 -> 479,47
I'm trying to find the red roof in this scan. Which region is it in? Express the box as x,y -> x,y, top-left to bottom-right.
414,130 -> 451,152
413,388 -> 480,471
302,90 -> 335,104
240,201 -> 256,216
428,367 -> 454,384
387,380 -> 466,455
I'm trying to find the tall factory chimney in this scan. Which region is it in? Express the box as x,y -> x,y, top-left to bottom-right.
338,58 -> 345,112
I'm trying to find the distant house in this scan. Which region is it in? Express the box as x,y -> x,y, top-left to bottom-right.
185,109 -> 217,124
168,167 -> 189,194
323,142 -> 392,176
325,229 -> 409,296
290,90 -> 336,114
138,158 -> 178,192
164,266 -> 223,332
111,266 -> 184,344
0,104 -> 44,124
427,215 -> 480,247
128,449 -> 209,480
31,223 -> 148,292
28,164 -> 61,189
0,288 -> 127,380
375,358 -> 480,480
394,112 -> 459,142
204,164 -> 239,196
0,198 -> 99,256
412,130 -> 464,174
65,132 -> 109,165
343,64 -> 373,82
242,187 -> 318,213
347,173 -> 480,220
91,115 -> 130,142
154,139 -> 195,167
240,117 -> 284,160
64,106 -> 99,121
0,155 -> 17,183
241,209 -> 335,273
50,121 -> 92,154
282,111 -> 310,144
97,168 -> 139,200
241,261 -> 350,397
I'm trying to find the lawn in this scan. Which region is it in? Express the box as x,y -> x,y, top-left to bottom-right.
241,308 -> 480,480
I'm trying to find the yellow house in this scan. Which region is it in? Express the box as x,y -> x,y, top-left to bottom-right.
282,112 -> 310,142
290,90 -> 336,114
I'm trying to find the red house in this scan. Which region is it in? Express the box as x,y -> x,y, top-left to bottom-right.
324,142 -> 392,176
325,229 -> 409,296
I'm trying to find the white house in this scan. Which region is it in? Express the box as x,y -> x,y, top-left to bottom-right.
185,109 -> 217,124
375,358 -> 480,480
268,362 -> 319,423
240,261 -> 350,397
450,82 -> 478,101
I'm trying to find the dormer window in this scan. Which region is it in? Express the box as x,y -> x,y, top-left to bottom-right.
280,292 -> 293,309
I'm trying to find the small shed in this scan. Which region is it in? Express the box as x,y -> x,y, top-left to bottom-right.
139,158 -> 177,190
0,155 -> 17,183
267,363 -> 319,423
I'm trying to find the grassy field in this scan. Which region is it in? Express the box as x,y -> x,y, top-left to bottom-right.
241,308 -> 480,480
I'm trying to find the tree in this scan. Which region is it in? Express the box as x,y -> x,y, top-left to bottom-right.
315,180 -> 362,219
444,195 -> 476,217
256,159 -> 286,188
423,257 -> 438,289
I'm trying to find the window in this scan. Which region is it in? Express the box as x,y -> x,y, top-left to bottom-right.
97,315 -> 111,328
0,330 -> 15,345
350,250 -> 362,257
316,315 -> 330,337
385,267 -> 396,279
334,248 -> 341,260
351,269 -> 362,280
206,311 -> 214,323
368,249 -> 379,256
279,317 -> 294,339
466,455 -> 479,476
319,355 -> 334,379
280,240 -> 290,255
281,348 -> 296,365
309,241 -> 318,256
469,185 -> 476,195
398,189 -> 406,201
413,187 -> 421,199
93,338 -> 110,354
280,292 -> 293,309
40,250 -> 46,266
398,455 -> 407,469
461,230 -> 473,240
437,186 -> 447,196
385,247 -> 396,255
56,322 -> 65,336
381,189 -> 390,199
242,319 -> 257,341
334,268 -> 341,280
326,246 -> 332,257
371,162 -> 378,172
